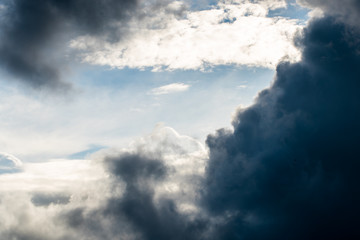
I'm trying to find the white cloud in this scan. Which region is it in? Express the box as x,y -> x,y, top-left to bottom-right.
0,126 -> 207,238
70,0 -> 302,71
149,83 -> 190,95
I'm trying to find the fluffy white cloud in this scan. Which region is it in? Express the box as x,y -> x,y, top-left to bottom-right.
70,0 -> 302,71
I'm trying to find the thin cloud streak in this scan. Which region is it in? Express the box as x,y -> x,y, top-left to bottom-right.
149,83 -> 190,95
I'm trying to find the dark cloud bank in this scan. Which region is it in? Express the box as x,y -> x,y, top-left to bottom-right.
0,0 -> 138,89
204,1 -> 360,239
3,0 -> 360,239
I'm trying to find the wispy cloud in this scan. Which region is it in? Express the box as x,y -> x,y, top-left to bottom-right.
149,83 -> 190,95
236,84 -> 248,89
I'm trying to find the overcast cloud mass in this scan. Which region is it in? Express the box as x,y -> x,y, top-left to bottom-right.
0,0 -> 360,239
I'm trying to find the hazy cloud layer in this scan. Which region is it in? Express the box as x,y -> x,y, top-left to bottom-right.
70,0 -> 302,71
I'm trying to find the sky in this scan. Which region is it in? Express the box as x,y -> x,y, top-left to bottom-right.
0,0 -> 360,239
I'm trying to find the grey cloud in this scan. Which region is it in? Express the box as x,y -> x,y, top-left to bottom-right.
0,127 -> 208,240
203,4 -> 360,240
31,192 -> 71,207
62,153 -> 208,240
298,0 -> 360,27
0,0 -> 139,89
101,153 -> 207,240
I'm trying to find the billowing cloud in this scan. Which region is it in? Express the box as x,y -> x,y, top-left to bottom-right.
149,83 -> 190,95
203,2 -> 360,239
70,0 -> 302,71
0,126 -> 209,239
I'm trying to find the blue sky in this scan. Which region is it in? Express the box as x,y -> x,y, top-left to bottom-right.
0,0 -> 309,161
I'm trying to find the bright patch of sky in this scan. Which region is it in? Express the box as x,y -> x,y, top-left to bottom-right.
0,65 -> 274,161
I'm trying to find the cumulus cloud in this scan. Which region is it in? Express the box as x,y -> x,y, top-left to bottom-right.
70,0 -> 302,71
203,2 -> 360,239
149,83 -> 190,95
0,126 -> 209,239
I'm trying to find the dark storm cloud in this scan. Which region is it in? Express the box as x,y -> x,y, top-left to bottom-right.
203,6 -> 360,240
0,0 -> 139,89
62,153 -> 208,240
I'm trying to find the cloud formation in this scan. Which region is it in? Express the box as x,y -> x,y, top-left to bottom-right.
0,0 -> 301,89
0,126 -> 208,239
204,2 -> 360,239
298,0 -> 360,26
0,0 -> 139,89
1,1 -> 360,239
70,0 -> 301,71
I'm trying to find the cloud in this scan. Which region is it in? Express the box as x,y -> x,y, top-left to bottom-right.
1,1 -> 360,239
0,0 -> 301,89
0,0 -> 139,89
203,3 -> 360,239
74,127 -> 209,239
70,0 -> 302,71
31,192 -> 71,207
149,83 -> 190,95
298,0 -> 360,27
0,152 -> 23,174
0,126 -> 209,239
